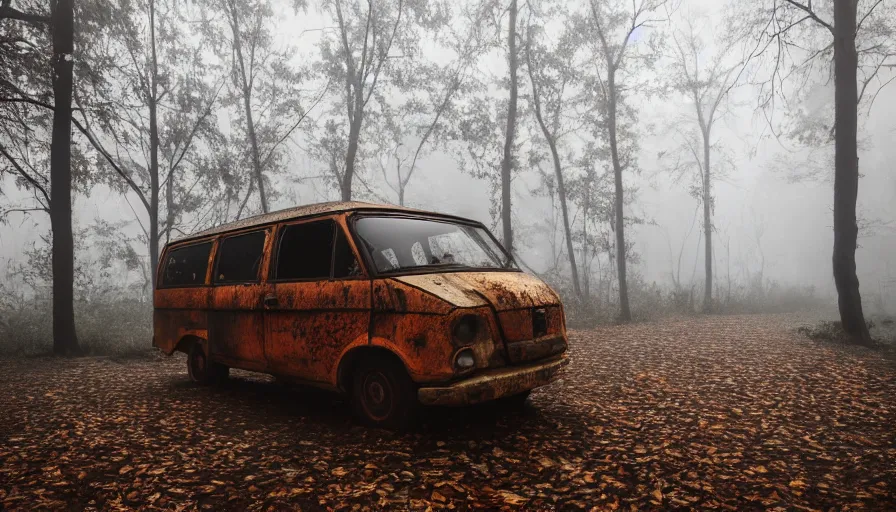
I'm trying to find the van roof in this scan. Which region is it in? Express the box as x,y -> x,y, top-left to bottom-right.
173,201 -> 471,244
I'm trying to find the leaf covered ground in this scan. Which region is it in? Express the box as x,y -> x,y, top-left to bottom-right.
1,314 -> 894,510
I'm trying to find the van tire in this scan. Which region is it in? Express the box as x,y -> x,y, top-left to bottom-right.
350,356 -> 417,430
187,342 -> 229,385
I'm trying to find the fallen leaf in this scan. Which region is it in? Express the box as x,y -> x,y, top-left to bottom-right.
497,491 -> 528,505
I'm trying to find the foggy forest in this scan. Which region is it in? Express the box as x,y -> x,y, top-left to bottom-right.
0,0 -> 895,509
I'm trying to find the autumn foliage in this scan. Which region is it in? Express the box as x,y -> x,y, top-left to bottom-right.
1,314 -> 893,509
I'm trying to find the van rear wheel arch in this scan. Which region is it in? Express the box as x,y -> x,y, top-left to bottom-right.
179,336 -> 228,384
175,334 -> 204,355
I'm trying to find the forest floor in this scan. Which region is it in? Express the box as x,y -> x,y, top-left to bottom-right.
1,313 -> 894,511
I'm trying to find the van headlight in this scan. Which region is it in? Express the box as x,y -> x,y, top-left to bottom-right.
454,348 -> 476,372
452,314 -> 480,346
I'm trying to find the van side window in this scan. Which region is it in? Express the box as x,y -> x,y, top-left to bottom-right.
214,230 -> 266,283
333,225 -> 361,278
276,220 -> 334,280
161,242 -> 212,287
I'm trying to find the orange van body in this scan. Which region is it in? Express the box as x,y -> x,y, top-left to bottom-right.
153,202 -> 568,425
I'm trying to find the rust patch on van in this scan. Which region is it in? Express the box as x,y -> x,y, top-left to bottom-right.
372,280 -> 451,314
418,355 -> 568,406
393,272 -> 559,311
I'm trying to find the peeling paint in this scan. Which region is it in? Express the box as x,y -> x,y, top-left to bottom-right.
393,272 -> 559,311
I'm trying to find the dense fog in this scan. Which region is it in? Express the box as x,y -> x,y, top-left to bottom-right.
1,0 -> 894,352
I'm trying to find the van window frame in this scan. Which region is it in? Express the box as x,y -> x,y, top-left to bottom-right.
211,228 -> 270,286
157,239 -> 215,289
269,216 -> 367,283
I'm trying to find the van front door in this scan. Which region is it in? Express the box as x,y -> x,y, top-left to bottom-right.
263,217 -> 369,383
208,228 -> 271,370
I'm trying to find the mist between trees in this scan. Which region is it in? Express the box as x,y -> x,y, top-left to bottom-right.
1,0 -> 894,354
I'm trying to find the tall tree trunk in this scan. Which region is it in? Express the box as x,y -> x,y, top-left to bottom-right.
148,0 -> 160,286
832,1 -> 871,344
50,0 -> 80,355
702,129 -> 712,313
526,44 -> 581,299
606,69 -> 631,322
549,142 -> 580,299
726,235 -> 731,305
226,0 -> 268,213
581,188 -> 589,299
165,162 -> 174,245
241,88 -> 267,212
343,112 -> 363,201
500,0 -> 518,253
529,92 -> 580,298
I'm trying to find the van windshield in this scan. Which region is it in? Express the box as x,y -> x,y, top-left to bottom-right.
354,216 -> 515,273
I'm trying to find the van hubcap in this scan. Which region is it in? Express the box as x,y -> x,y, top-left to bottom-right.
362,371 -> 393,420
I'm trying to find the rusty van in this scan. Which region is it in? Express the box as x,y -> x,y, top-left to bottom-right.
153,201 -> 569,428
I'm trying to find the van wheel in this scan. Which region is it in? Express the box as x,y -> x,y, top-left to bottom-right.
187,342 -> 228,385
351,356 -> 417,430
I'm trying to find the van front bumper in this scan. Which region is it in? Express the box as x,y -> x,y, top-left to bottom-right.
417,354 -> 569,406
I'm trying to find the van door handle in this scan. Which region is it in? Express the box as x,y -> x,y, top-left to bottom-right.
263,294 -> 278,307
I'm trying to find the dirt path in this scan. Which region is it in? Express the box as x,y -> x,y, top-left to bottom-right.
1,314 -> 894,510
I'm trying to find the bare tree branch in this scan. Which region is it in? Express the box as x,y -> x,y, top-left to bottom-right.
783,0 -> 833,33
0,142 -> 51,208
0,4 -> 49,24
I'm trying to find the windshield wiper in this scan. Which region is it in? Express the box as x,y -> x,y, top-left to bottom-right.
384,262 -> 472,273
